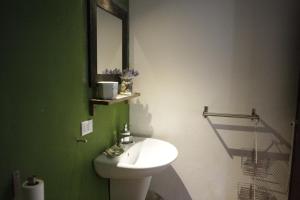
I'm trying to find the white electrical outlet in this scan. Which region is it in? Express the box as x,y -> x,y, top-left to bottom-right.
81,120 -> 93,136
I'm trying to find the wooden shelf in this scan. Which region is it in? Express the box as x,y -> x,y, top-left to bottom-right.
89,93 -> 140,115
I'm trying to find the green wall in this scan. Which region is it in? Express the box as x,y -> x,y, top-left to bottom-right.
0,0 -> 128,199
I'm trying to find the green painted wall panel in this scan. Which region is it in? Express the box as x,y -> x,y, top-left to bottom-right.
0,0 -> 129,199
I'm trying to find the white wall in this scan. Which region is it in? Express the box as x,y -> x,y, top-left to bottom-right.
129,0 -> 299,199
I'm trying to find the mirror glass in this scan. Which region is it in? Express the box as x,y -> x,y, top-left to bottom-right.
97,7 -> 122,74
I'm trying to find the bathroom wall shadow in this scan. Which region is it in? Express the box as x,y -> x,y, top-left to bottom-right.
148,166 -> 192,200
206,117 -> 291,198
130,99 -> 154,137
206,118 -> 291,161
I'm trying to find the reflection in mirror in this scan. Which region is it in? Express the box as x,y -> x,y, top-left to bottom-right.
97,8 -> 122,74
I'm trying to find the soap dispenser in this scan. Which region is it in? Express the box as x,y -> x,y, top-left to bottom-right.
120,123 -> 133,144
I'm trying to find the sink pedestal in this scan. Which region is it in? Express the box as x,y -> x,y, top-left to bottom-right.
110,176 -> 152,200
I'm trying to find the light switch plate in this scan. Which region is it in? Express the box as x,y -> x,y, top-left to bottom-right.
81,120 -> 93,136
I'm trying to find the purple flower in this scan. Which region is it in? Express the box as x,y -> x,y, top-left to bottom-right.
102,68 -> 122,75
102,68 -> 140,78
121,69 -> 139,79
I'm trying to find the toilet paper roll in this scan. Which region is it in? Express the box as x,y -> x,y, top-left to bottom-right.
22,179 -> 44,200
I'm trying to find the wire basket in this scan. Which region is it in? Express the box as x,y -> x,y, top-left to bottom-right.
241,150 -> 271,178
238,183 -> 276,200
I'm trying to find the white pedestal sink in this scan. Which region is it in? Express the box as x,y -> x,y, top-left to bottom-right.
94,137 -> 178,200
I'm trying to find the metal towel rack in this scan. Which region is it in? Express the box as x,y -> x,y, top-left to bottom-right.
203,106 -> 260,120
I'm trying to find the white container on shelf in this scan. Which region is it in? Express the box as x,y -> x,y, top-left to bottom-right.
96,81 -> 118,100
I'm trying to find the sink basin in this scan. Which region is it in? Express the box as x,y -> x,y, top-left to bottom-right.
94,137 -> 178,200
94,137 -> 178,179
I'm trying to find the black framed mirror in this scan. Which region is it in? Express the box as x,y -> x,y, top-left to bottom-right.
88,0 -> 129,88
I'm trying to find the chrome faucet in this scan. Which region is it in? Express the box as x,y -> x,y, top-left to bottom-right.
118,124 -> 133,145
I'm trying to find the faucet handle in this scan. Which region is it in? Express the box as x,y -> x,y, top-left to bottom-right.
120,135 -> 133,144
